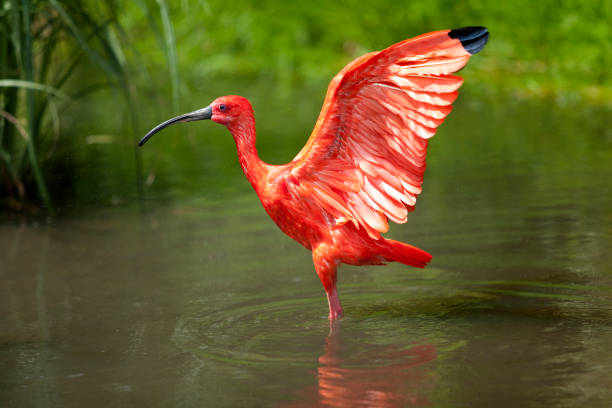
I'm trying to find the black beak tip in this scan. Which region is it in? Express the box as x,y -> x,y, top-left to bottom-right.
138,135 -> 150,147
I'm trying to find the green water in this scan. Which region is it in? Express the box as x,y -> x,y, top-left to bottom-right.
1,98 -> 612,407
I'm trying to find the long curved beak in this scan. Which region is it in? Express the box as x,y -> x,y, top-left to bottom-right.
138,105 -> 213,146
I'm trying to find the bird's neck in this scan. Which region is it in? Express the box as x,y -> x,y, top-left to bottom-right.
228,116 -> 267,193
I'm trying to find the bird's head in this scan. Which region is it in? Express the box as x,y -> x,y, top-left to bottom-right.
138,95 -> 253,146
209,95 -> 253,126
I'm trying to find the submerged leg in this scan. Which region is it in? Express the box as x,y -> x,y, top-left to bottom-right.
325,286 -> 343,321
313,244 -> 343,320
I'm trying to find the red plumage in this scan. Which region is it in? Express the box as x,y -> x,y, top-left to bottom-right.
141,27 -> 489,320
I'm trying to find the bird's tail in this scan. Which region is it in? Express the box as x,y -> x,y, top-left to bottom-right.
379,239 -> 432,268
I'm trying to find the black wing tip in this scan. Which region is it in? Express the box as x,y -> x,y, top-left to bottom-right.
449,26 -> 489,55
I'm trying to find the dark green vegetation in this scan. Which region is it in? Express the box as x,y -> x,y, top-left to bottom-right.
0,0 -> 178,211
0,0 -> 611,212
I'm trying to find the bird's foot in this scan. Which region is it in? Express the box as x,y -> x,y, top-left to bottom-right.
328,307 -> 344,321
326,288 -> 343,321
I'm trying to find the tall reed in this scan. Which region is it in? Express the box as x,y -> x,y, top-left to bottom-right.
0,0 -> 178,212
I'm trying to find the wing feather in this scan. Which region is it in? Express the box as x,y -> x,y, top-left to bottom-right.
288,28 -> 488,239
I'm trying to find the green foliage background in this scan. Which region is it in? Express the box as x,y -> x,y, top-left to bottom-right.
1,0 -> 611,212
126,0 -> 611,100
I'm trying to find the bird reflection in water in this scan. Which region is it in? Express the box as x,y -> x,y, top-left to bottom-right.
284,324 -> 436,407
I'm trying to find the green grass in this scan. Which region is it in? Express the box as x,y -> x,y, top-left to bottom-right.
0,0 -> 178,211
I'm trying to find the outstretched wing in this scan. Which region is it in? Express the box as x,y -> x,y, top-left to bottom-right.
288,27 -> 489,239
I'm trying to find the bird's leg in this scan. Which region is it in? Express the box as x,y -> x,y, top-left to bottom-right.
326,286 -> 343,321
313,244 -> 343,320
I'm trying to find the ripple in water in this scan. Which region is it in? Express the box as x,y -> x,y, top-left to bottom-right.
172,275 -> 609,367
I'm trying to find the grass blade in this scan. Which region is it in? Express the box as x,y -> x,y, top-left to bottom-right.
0,79 -> 68,99
0,110 -> 27,197
156,0 -> 179,110
48,0 -> 119,78
21,0 -> 52,211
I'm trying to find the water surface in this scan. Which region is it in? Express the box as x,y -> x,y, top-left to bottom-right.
1,99 -> 611,407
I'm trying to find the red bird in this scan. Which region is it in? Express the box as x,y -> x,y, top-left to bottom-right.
140,27 -> 489,320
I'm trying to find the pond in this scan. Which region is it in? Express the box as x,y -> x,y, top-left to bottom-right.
1,96 -> 611,407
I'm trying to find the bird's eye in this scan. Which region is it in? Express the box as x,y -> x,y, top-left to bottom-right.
219,104 -> 226,111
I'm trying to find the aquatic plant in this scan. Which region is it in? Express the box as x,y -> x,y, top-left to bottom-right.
0,0 -> 178,211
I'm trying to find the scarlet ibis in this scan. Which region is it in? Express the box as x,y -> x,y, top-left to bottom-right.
140,27 -> 489,320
